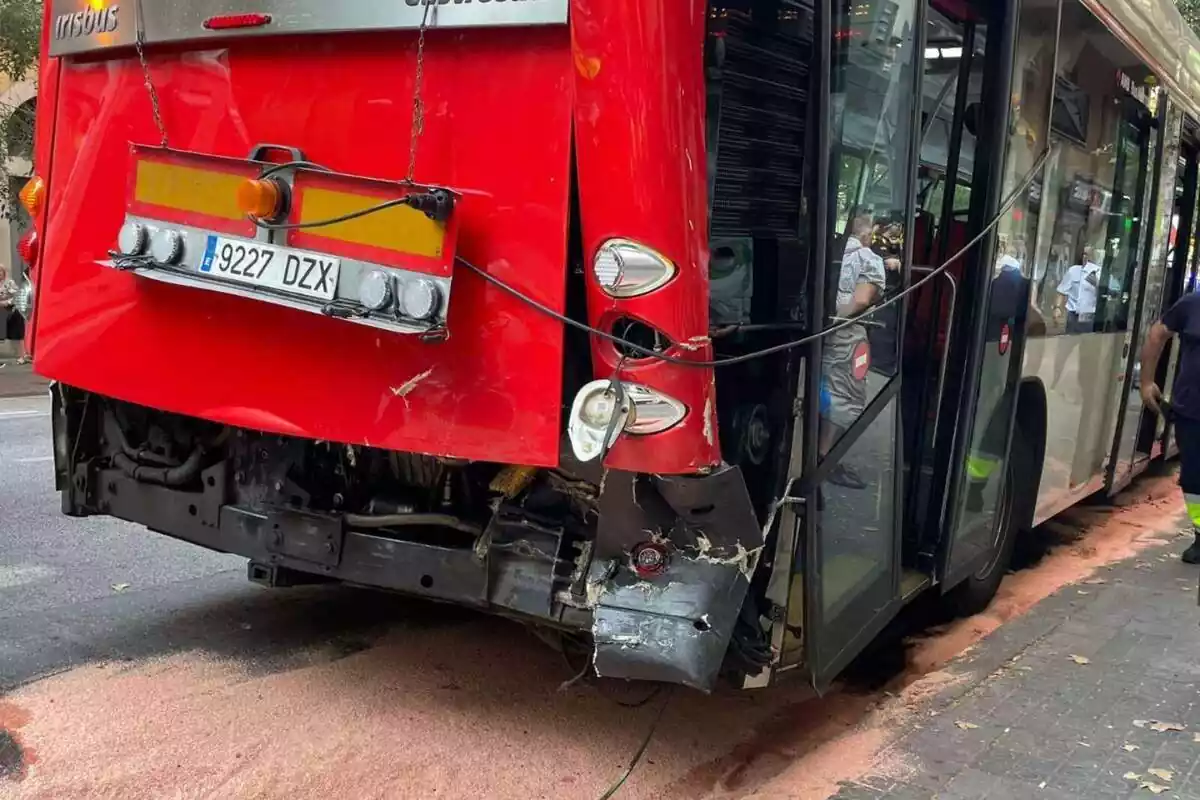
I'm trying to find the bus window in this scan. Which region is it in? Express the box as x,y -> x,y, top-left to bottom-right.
942,0 -> 1057,579
1019,0 -> 1157,509
820,0 -> 919,463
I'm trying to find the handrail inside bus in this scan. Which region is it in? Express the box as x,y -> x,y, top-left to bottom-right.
911,266 -> 959,448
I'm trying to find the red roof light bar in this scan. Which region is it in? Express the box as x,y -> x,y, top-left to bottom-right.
203,13 -> 273,30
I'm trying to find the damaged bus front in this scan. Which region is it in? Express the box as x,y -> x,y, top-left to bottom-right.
29,0 -> 771,692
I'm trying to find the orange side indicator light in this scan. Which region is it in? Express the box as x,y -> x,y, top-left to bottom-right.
19,176 -> 45,217
236,178 -> 284,220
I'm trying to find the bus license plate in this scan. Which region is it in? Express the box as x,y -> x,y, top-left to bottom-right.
200,236 -> 341,302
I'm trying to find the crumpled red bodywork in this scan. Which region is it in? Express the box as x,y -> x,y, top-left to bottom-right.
32,1 -> 719,475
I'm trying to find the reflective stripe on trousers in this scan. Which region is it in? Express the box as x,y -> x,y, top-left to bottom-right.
967,454 -> 1002,480
1185,493 -> 1200,529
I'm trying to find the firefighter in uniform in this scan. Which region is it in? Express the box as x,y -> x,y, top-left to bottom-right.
1141,291 -> 1200,563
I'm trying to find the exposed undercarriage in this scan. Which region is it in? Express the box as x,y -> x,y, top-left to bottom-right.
52,385 -> 772,691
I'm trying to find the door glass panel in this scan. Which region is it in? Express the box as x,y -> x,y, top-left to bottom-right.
818,399 -> 898,663
820,0 -> 919,460
809,0 -> 919,679
1122,104 -> 1182,470
945,0 -> 1057,569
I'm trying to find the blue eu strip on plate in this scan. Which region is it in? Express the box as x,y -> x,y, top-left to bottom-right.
200,235 -> 218,273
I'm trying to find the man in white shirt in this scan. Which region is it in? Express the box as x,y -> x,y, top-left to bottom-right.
1055,246 -> 1102,333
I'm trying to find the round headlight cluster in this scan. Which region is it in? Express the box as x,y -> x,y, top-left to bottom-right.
356,269 -> 441,321
118,221 -> 185,265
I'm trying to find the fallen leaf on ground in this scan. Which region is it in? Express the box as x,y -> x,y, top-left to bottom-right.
1125,772 -> 1143,780
1123,744 -> 1140,752
1140,781 -> 1169,794
1069,654 -> 1091,665
954,721 -> 979,730
1148,768 -> 1174,782
1149,722 -> 1186,733
111,583 -> 131,592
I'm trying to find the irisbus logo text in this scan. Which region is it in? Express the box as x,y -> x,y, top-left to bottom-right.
54,5 -> 120,41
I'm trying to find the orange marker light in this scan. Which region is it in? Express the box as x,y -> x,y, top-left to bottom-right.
236,178 -> 283,219
19,176 -> 45,217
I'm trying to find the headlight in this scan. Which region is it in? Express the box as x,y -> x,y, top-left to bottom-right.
624,383 -> 688,434
592,239 -> 677,298
358,269 -> 394,311
149,229 -> 184,265
398,277 -> 441,320
118,222 -> 149,256
567,379 -> 687,462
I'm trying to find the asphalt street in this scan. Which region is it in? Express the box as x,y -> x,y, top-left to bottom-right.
0,393 -> 447,691
0,390 -> 1195,799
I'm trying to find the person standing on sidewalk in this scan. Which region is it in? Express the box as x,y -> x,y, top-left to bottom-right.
0,266 -> 29,366
1141,291 -> 1200,563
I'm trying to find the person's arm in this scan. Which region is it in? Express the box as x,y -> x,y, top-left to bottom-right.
838,282 -> 879,317
1140,314 -> 1178,413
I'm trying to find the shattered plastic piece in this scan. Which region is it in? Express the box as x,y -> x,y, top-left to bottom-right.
1148,768 -> 1174,782
1082,578 -> 1107,585
1193,732 -> 1200,743
1124,772 -> 1142,781
1139,781 -> 1169,794
954,721 -> 978,730
111,582 -> 131,592
1123,744 -> 1140,752
1134,720 -> 1149,728
1069,654 -> 1091,665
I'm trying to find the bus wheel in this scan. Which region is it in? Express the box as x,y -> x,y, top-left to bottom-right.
944,456 -> 1019,617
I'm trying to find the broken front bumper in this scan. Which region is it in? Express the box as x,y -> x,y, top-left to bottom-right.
56,393 -> 765,691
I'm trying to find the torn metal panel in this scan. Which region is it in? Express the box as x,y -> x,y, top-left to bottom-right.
591,558 -> 749,691
589,464 -> 765,691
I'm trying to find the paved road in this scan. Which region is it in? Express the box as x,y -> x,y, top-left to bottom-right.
0,391 -> 1193,798
0,394 -> 438,690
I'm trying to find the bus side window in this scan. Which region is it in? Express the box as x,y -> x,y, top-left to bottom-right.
1035,2 -> 1153,337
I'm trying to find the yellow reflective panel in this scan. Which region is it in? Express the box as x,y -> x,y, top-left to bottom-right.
134,160 -> 247,221
298,188 -> 445,259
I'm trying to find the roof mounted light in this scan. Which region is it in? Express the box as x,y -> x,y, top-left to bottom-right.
592,239 -> 677,298
203,13 -> 272,30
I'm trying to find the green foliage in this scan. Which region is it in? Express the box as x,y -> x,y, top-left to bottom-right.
0,0 -> 40,216
1181,0 -> 1200,34
0,0 -> 40,82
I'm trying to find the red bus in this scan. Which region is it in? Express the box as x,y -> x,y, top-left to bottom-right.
18,0 -> 1200,691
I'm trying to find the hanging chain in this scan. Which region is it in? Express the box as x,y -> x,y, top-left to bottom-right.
134,0 -> 168,147
407,1 -> 433,183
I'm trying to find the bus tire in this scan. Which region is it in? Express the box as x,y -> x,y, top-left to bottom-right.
943,447 -> 1023,617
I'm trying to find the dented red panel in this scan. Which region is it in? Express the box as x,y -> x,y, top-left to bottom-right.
572,0 -> 720,475
34,28 -> 573,465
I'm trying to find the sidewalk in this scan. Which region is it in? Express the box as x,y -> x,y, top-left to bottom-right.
833,509 -> 1200,799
